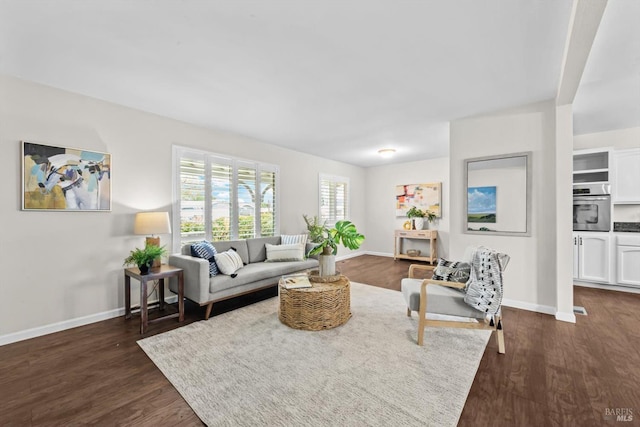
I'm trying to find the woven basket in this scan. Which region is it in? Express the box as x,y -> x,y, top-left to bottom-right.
279,277 -> 351,331
407,249 -> 421,257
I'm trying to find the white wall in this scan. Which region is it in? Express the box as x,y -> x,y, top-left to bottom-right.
450,100 -> 561,313
365,157 -> 450,259
0,75 -> 366,340
574,127 -> 640,222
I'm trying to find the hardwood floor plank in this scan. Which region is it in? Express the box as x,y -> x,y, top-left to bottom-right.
0,255 -> 638,426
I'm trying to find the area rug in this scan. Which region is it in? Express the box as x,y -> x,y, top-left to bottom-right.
138,282 -> 491,427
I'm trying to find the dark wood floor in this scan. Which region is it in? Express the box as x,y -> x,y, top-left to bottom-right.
1,255 -> 638,426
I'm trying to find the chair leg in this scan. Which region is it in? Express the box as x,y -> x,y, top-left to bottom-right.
495,316 -> 505,354
406,307 -> 411,317
417,313 -> 426,346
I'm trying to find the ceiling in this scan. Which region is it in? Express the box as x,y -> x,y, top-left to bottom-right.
0,1 -> 636,167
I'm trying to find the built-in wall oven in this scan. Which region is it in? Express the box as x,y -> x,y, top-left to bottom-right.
573,184 -> 611,232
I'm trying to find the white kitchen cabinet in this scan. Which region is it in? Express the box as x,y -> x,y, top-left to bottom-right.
612,148 -> 640,203
573,148 -> 610,185
573,232 -> 612,283
616,235 -> 640,287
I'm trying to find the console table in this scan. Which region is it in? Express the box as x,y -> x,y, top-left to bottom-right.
394,230 -> 438,264
124,265 -> 184,334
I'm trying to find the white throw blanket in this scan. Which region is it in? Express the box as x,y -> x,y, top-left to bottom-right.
463,246 -> 510,315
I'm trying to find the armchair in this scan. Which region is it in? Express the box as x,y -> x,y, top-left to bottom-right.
401,246 -> 509,353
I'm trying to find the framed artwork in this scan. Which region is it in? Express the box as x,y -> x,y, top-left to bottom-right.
395,182 -> 442,217
467,186 -> 497,223
22,141 -> 112,211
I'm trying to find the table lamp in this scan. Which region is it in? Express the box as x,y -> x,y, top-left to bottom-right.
134,211 -> 171,267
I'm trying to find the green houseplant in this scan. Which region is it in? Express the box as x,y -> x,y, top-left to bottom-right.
303,215 -> 365,256
406,206 -> 436,229
303,216 -> 365,276
123,244 -> 167,275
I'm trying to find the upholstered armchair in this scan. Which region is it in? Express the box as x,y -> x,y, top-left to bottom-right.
401,246 -> 509,353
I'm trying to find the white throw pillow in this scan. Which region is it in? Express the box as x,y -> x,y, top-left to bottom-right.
214,249 -> 244,275
265,243 -> 305,262
281,234 -> 308,245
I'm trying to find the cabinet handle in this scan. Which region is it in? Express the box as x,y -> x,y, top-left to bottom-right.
574,237 -> 576,245
580,237 -> 583,245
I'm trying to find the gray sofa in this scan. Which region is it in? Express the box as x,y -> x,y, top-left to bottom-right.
168,236 -> 318,319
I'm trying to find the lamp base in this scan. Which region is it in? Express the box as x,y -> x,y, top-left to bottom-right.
145,236 -> 162,268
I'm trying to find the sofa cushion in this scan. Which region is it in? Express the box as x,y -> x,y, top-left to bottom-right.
265,243 -> 305,262
281,234 -> 308,245
208,259 -> 319,294
211,240 -> 249,265
214,249 -> 244,275
246,236 -> 281,263
190,240 -> 219,277
401,278 -> 484,319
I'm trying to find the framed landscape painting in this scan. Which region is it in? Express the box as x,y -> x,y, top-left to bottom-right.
395,182 -> 442,217
467,186 -> 497,223
22,141 -> 112,211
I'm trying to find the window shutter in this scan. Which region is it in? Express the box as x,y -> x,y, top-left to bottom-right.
319,174 -> 349,225
179,155 -> 206,243
237,165 -> 256,239
260,169 -> 277,236
210,161 -> 232,241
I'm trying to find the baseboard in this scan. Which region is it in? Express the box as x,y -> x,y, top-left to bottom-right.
0,295 -> 178,347
336,250 -> 368,261
555,311 -> 577,323
363,251 -> 394,258
574,281 -> 640,294
501,298 -> 556,316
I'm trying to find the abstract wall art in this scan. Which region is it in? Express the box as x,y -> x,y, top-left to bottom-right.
22,141 -> 112,211
395,182 -> 441,217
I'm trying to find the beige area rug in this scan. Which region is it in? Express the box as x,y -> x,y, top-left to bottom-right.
138,282 -> 491,427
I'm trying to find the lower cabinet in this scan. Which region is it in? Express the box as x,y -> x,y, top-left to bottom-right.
573,232 -> 611,283
616,235 -> 640,287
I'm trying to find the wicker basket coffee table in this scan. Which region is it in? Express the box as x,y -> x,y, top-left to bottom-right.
278,275 -> 351,331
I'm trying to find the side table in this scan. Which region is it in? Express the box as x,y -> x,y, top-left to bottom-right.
124,265 -> 184,334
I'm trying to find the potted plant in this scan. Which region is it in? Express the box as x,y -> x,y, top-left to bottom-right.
123,244 -> 167,275
304,216 -> 365,276
303,214 -> 327,244
406,206 -> 436,230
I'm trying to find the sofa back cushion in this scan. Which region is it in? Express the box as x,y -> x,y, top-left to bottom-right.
210,240 -> 250,265
247,236 -> 282,263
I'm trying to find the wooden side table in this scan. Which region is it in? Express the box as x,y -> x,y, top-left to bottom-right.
124,265 -> 184,334
278,275 -> 351,331
393,229 -> 438,264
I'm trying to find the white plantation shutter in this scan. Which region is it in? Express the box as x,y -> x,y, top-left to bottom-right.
319,174 -> 349,225
173,146 -> 279,250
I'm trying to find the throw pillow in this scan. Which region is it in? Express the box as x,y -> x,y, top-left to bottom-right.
214,249 -> 244,275
281,234 -> 308,246
432,258 -> 471,292
190,241 -> 219,277
265,243 -> 305,262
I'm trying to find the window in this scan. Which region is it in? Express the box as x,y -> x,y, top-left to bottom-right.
319,173 -> 349,225
173,146 -> 279,249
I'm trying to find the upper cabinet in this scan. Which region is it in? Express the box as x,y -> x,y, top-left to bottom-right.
612,148 -> 640,204
573,148 -> 610,185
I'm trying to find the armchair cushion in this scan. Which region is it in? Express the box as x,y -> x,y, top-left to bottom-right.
401,278 -> 485,319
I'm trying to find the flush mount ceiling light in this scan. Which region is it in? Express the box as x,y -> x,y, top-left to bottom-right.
378,148 -> 396,158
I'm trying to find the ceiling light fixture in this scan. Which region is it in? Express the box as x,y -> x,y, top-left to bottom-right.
378,148 -> 396,158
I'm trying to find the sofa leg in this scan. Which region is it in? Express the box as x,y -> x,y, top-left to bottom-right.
406,307 -> 411,317
204,302 -> 213,320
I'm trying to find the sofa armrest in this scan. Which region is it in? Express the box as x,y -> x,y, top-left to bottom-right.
168,254 -> 210,304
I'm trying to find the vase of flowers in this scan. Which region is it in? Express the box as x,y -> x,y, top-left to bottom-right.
304,215 -> 365,276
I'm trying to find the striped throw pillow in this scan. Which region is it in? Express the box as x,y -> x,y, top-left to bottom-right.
214,249 -> 244,275
281,234 -> 308,245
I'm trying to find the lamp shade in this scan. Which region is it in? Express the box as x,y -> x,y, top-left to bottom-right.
134,212 -> 171,235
